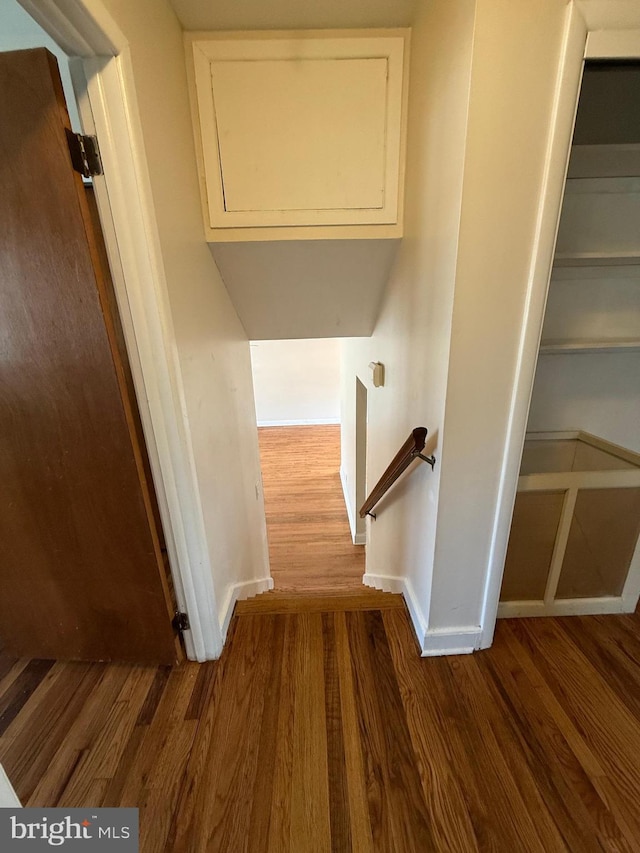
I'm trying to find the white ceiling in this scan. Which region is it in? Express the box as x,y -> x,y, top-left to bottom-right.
168,0 -> 416,32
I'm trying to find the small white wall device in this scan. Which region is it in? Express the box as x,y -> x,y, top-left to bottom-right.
369,361 -> 385,388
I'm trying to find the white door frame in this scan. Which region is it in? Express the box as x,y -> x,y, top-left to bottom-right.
18,0 -> 223,660
479,1 -> 640,649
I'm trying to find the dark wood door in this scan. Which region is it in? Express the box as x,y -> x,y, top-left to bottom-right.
0,48 -> 180,665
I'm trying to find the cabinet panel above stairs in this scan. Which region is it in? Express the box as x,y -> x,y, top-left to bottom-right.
185,29 -> 409,338
186,29 -> 409,239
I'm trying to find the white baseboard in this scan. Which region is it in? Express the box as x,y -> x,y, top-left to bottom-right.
340,466 -> 366,545
497,595 -> 633,619
219,576 -> 274,640
421,626 -> 482,657
364,572 -> 480,656
400,575 -> 429,648
363,572 -> 406,595
257,418 -> 340,427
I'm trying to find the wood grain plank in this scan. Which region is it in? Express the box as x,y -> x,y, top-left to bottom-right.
558,615 -> 640,719
165,628 -> 240,852
382,609 -> 479,853
137,717 -> 198,852
0,662 -> 101,803
193,616 -> 277,852
0,657 -> 21,687
100,664 -> 175,809
165,664 -> 234,851
322,612 -> 352,853
116,666 -> 197,806
101,726 -> 147,810
136,666 -> 172,726
333,612 -> 374,853
505,619 -> 640,848
29,663 -> 132,806
422,650 -> 548,852
58,666 -> 159,808
267,616 -> 296,853
184,662 -> 218,722
102,665 -> 199,853
448,654 -> 567,852
346,610 -> 435,852
484,626 -> 634,852
290,613 -> 331,852
0,659 -> 55,737
247,615 -> 286,853
517,617 -> 640,777
0,664 -> 66,752
0,661 -> 30,703
69,778 -> 109,809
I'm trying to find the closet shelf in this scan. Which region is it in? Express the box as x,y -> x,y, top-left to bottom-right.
554,251 -> 640,267
539,339 -> 640,355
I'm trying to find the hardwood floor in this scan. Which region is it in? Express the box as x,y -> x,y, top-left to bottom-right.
252,425 -> 391,605
3,425 -> 640,849
2,608 -> 640,850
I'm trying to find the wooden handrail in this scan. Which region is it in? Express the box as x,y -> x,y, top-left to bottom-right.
359,427 -> 435,519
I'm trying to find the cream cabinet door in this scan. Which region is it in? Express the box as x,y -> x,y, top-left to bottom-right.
189,33 -> 407,229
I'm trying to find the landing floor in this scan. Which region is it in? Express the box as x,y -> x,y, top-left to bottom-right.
1,606 -> 640,850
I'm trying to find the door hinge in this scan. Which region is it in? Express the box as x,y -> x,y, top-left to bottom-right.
65,129 -> 103,178
172,611 -> 190,633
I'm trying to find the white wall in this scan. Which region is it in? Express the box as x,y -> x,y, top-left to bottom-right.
341,0 -> 476,637
250,339 -> 340,426
529,355 -> 640,453
100,0 -> 270,635
170,0 -> 416,31
0,0 -> 81,130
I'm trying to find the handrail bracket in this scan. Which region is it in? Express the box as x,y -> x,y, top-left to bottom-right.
413,450 -> 436,470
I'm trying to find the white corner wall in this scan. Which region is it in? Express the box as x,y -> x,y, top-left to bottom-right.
340,0 -> 477,643
428,0 -> 571,642
342,0 -> 575,655
250,339 -> 341,426
100,0 -> 270,640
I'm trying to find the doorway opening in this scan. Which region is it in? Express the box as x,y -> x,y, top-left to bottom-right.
249,337 -> 369,596
245,338 -> 400,610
